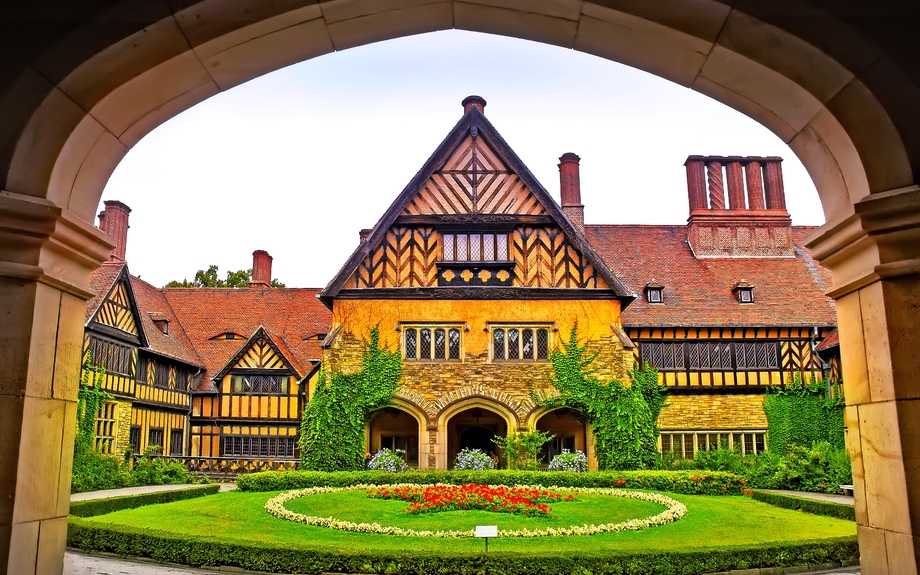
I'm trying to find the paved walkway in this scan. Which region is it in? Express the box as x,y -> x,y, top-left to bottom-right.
66,484 -> 860,575
762,489 -> 855,506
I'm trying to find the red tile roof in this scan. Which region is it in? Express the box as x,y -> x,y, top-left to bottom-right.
815,328 -> 839,352
129,276 -> 204,368
585,225 -> 836,327
85,261 -> 126,323
162,287 -> 331,388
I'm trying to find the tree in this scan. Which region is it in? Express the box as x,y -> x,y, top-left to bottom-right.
165,265 -> 285,288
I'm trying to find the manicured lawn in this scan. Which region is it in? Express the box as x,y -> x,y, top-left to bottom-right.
81,488 -> 855,554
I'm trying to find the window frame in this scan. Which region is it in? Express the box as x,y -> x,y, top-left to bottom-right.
401,324 -> 464,362
441,232 -> 510,263
229,372 -> 290,395
489,324 -> 552,363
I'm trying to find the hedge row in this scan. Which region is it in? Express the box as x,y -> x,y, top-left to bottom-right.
236,469 -> 745,495
749,489 -> 856,521
69,485 -> 220,518
66,518 -> 858,575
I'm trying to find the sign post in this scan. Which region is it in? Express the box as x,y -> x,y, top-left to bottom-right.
475,525 -> 497,552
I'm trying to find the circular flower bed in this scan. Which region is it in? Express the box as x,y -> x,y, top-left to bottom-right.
265,483 -> 687,538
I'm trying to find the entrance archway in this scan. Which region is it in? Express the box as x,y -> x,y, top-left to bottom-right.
368,407 -> 421,468
535,408 -> 588,467
3,3 -> 920,573
446,407 -> 507,468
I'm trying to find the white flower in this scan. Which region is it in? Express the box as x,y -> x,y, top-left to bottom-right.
264,483 -> 688,538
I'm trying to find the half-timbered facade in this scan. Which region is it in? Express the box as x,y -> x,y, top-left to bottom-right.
320,96 -> 636,470
83,97 -> 838,473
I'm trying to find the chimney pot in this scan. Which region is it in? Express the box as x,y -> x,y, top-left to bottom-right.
461,95 -> 487,114
250,250 -> 273,288
102,200 -> 131,260
558,153 -> 584,233
359,229 -> 372,244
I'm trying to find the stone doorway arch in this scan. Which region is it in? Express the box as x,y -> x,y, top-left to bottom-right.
2,2 -> 920,573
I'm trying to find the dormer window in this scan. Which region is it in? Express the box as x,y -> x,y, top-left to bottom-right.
442,233 -> 509,262
644,280 -> 665,304
733,280 -> 754,304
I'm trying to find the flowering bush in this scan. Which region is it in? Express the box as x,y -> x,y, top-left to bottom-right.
367,448 -> 408,473
265,483 -> 688,538
452,448 -> 496,470
548,449 -> 588,472
367,483 -> 574,516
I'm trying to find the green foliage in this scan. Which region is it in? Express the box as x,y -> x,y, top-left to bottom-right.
764,376 -> 845,454
74,358 -> 111,457
300,328 -> 402,471
659,441 -> 852,494
68,514 -> 858,575
493,429 -> 553,470
69,485 -> 219,517
236,468 -> 747,495
537,326 -> 667,470
749,489 -> 855,521
165,264 -> 285,288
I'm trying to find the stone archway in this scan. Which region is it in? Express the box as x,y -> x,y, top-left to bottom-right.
367,407 -> 422,469
3,2 -> 920,573
436,398 -> 517,470
534,408 -> 588,468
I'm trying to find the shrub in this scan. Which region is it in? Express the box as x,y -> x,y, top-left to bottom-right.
658,442 -> 852,494
236,469 -> 746,495
493,430 -> 552,470
548,449 -> 588,472
367,448 -> 408,473
67,517 -> 859,575
749,489 -> 855,521
452,448 -> 496,470
69,485 -> 220,517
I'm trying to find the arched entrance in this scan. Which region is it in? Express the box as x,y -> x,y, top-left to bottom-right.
535,408 -> 587,467
3,3 -> 920,573
367,407 -> 420,468
446,407 -> 508,468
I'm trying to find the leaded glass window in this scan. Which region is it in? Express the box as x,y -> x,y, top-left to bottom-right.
441,233 -> 510,262
403,326 -> 463,362
491,325 -> 551,362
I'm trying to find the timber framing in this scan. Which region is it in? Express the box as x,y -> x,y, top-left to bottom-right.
319,105 -> 633,307
335,287 -> 628,300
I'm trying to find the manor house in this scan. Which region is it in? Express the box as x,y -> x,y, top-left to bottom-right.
83,97 -> 836,471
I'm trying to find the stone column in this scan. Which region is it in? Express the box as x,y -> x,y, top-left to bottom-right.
808,185 -> 920,575
0,191 -> 112,575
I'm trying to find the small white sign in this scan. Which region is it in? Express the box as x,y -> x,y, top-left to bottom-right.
475,525 -> 498,538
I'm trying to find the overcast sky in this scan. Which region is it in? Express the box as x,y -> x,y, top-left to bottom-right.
101,30 -> 825,288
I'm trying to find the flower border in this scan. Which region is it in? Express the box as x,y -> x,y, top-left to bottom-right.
264,483 -> 688,538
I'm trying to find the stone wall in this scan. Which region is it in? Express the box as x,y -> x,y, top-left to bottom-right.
659,394 -> 767,429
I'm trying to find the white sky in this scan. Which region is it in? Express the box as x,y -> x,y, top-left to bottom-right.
102,30 -> 826,288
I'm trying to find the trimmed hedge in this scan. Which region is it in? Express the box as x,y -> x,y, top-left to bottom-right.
69,485 -> 220,518
236,469 -> 745,495
749,489 -> 856,521
66,518 -> 858,575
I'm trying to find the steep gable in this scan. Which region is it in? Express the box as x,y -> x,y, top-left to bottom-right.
322,99 -> 633,304
86,265 -> 146,346
212,327 -> 298,381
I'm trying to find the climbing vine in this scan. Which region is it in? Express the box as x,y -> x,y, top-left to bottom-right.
74,354 -> 111,457
764,375 -> 845,454
535,326 -> 667,470
300,328 -> 402,471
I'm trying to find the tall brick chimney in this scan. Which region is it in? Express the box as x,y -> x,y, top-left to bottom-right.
250,250 -> 273,288
462,95 -> 486,114
100,200 -> 131,260
559,153 -> 584,233
684,156 -> 792,258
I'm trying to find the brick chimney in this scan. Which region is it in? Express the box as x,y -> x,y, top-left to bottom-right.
684,156 -> 792,257
559,153 -> 584,233
462,95 -> 486,114
359,229 -> 372,244
99,200 -> 131,260
249,250 -> 273,288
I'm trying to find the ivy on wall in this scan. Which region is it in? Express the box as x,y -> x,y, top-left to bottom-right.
300,328 -> 402,471
536,326 -> 666,470
763,376 -> 845,454
74,356 -> 110,457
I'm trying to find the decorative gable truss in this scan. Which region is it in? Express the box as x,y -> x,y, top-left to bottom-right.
87,267 -> 146,347
329,109 -> 628,298
212,326 -> 299,382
